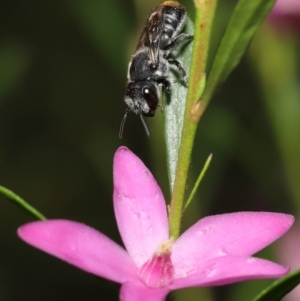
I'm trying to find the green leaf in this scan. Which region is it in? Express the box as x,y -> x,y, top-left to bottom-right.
251,270 -> 300,301
167,1 -> 217,239
0,185 -> 46,220
163,17 -> 194,192
202,0 -> 276,104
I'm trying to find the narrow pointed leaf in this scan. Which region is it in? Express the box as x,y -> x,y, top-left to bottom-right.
251,270 -> 300,301
202,0 -> 276,104
184,153 -> 212,210
164,18 -> 194,191
0,185 -> 46,220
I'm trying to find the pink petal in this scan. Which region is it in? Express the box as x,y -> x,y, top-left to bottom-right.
269,0 -> 300,29
276,222 -> 300,301
271,0 -> 300,17
120,281 -> 169,301
171,255 -> 288,289
18,220 -> 138,283
113,147 -> 169,267
172,212 -> 294,274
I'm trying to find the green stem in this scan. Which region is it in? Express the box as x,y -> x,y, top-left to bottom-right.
168,0 -> 217,239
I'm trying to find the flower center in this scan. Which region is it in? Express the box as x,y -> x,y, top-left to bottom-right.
138,239 -> 174,288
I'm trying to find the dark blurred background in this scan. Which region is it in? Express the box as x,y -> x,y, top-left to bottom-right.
1,0 -> 299,300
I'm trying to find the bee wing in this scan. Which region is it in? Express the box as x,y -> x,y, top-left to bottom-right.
136,7 -> 165,68
147,11 -> 164,67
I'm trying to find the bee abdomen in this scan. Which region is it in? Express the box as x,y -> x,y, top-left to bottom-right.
162,4 -> 186,39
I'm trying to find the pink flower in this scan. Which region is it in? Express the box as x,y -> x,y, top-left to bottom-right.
269,0 -> 300,31
276,222 -> 300,301
18,147 -> 294,301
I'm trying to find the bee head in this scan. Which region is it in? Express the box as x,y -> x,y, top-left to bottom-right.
124,81 -> 159,116
119,81 -> 160,138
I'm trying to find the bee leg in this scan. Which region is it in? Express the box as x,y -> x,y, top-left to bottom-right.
163,33 -> 193,52
168,59 -> 188,85
157,78 -> 172,93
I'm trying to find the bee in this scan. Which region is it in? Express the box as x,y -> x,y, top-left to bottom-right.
119,1 -> 193,138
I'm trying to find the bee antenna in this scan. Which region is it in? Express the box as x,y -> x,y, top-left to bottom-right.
140,114 -> 150,137
119,108 -> 130,139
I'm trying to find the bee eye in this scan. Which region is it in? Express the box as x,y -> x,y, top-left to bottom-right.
143,87 -> 158,109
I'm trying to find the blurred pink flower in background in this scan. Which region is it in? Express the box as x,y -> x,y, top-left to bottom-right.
269,0 -> 300,30
276,222 -> 300,301
18,147 -> 294,301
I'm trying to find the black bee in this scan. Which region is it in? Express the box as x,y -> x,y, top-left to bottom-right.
119,1 -> 193,138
